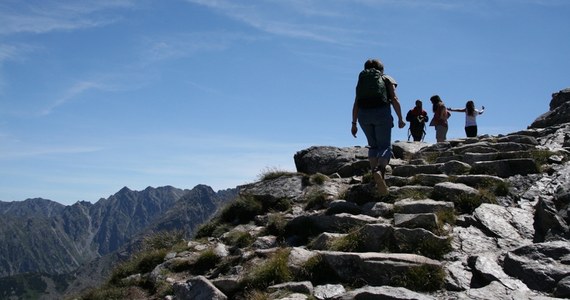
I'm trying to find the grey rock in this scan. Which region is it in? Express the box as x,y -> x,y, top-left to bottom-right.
357,223 -> 394,252
394,198 -> 455,215
394,213 -> 438,231
471,158 -> 540,178
294,146 -> 368,176
412,174 -> 450,186
440,160 -> 472,175
314,284 -> 345,300
326,200 -> 362,215
473,203 -> 533,249
393,164 -> 443,177
317,251 -> 442,287
503,240 -> 570,292
362,201 -> 394,218
239,174 -> 305,203
554,275 -> 570,298
445,260 -> 472,291
530,88 -> 570,128
268,281 -> 313,294
392,141 -> 431,160
333,285 -> 435,300
173,276 -> 228,300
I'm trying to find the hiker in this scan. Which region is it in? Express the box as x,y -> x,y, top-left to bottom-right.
449,100 -> 485,138
405,99 -> 429,142
429,95 -> 450,143
351,58 -> 406,195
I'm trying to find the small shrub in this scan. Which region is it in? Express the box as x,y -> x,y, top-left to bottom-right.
242,248 -> 292,289
258,167 -> 297,181
478,188 -> 498,205
243,290 -> 271,300
435,210 -> 456,235
109,249 -> 168,285
455,194 -> 483,214
79,285 -> 127,300
265,214 -> 287,237
418,237 -> 453,260
271,197 -> 291,212
494,181 -> 510,196
328,229 -> 364,252
296,254 -> 340,284
530,149 -> 556,166
304,190 -> 330,211
193,249 -> 221,274
395,188 -> 430,201
423,152 -> 440,164
194,219 -> 221,239
142,230 -> 185,251
224,230 -> 255,248
311,173 -> 328,185
220,195 -> 263,224
391,265 -> 445,292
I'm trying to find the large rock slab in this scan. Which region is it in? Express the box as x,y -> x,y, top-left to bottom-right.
530,88 -> 570,128
294,146 -> 368,176
333,285 -> 435,300
470,158 -> 540,178
503,240 -> 570,292
317,251 -> 443,289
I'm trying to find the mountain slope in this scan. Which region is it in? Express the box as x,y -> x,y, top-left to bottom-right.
0,184 -> 237,299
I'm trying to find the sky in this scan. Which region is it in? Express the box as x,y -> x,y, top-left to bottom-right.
1,0 -> 569,205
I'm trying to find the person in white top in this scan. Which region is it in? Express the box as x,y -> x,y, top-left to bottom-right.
449,100 -> 485,138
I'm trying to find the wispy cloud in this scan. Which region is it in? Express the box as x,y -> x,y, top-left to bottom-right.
183,0 -> 355,44
0,0 -> 136,35
0,145 -> 103,160
40,81 -> 103,116
139,31 -> 257,63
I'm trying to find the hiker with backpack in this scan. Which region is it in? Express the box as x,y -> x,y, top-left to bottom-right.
405,99 -> 429,142
429,95 -> 450,143
449,100 -> 485,138
351,58 -> 406,195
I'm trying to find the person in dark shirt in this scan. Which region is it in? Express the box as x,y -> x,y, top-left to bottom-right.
405,99 -> 429,142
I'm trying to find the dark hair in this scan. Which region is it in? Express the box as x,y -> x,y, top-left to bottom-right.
364,59 -> 384,73
430,95 -> 442,113
466,100 -> 475,116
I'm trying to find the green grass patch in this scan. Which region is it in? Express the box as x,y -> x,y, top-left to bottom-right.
295,254 -> 340,285
220,195 -> 264,224
109,249 -> 168,285
224,230 -> 255,248
264,213 -> 287,237
391,264 -> 445,292
142,230 -> 185,252
328,229 -> 365,252
193,249 -> 221,274
242,248 -> 293,290
258,167 -> 298,181
304,190 -> 330,211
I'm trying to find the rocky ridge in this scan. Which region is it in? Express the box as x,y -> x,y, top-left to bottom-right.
96,88 -> 570,300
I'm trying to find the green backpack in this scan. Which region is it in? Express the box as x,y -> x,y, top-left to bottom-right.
355,68 -> 390,109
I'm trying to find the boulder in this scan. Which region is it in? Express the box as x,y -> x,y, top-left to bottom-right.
530,88 -> 570,128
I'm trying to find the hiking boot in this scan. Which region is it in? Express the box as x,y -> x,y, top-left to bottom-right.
373,171 -> 388,196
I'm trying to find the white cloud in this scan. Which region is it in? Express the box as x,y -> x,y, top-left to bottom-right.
0,0 -> 137,35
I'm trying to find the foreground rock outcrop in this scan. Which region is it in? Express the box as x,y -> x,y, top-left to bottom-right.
84,88 -> 570,300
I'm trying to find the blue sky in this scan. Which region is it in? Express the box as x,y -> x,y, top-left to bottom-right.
1,0 -> 569,205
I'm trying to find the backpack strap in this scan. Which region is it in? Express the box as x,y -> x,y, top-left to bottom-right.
381,76 -> 395,103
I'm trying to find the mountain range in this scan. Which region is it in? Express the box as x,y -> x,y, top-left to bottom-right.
0,184 -> 237,299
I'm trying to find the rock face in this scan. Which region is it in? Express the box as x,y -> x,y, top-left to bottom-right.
84,88 -> 570,300
530,88 -> 570,129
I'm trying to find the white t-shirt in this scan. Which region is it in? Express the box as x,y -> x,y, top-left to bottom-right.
465,109 -> 482,127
